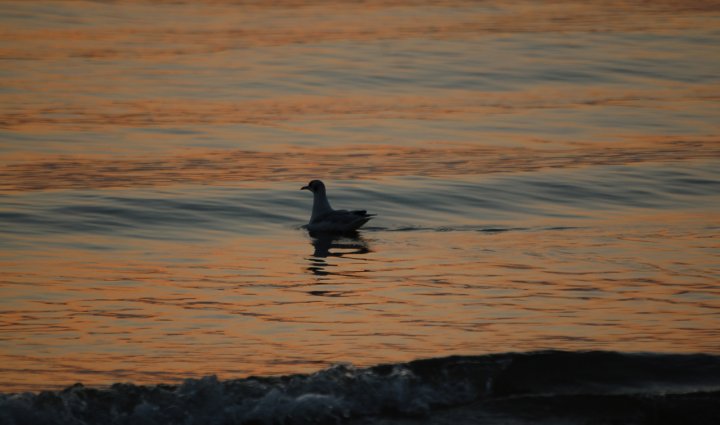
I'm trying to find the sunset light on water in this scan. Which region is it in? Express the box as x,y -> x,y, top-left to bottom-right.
1,1 -> 719,424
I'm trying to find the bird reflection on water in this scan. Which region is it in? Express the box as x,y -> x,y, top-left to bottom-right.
306,231 -> 371,277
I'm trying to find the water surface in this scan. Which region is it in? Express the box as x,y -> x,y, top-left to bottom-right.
1,0 -> 719,393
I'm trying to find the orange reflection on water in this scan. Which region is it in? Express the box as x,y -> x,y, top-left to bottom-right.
1,0 -> 719,394
1,210 -> 718,391
2,87 -> 717,131
1,139 -> 719,192
2,1 -> 716,60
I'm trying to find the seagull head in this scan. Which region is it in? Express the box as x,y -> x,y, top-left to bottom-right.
301,180 -> 325,193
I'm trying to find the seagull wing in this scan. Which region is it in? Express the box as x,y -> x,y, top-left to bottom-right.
349,209 -> 376,217
310,209 -> 375,232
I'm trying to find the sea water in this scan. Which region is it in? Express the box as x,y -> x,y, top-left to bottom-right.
1,1 -> 719,423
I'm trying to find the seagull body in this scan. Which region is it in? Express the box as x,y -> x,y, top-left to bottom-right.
301,180 -> 374,233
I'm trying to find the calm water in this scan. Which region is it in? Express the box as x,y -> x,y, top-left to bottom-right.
1,0 -> 719,394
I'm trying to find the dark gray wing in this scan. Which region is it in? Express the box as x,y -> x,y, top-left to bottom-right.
311,209 -> 375,226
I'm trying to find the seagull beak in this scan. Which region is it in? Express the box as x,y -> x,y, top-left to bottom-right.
300,185 -> 309,191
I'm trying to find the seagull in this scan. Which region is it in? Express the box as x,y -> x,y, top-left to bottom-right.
301,180 -> 375,233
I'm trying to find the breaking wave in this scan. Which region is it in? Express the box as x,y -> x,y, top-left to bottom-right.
2,351 -> 719,425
